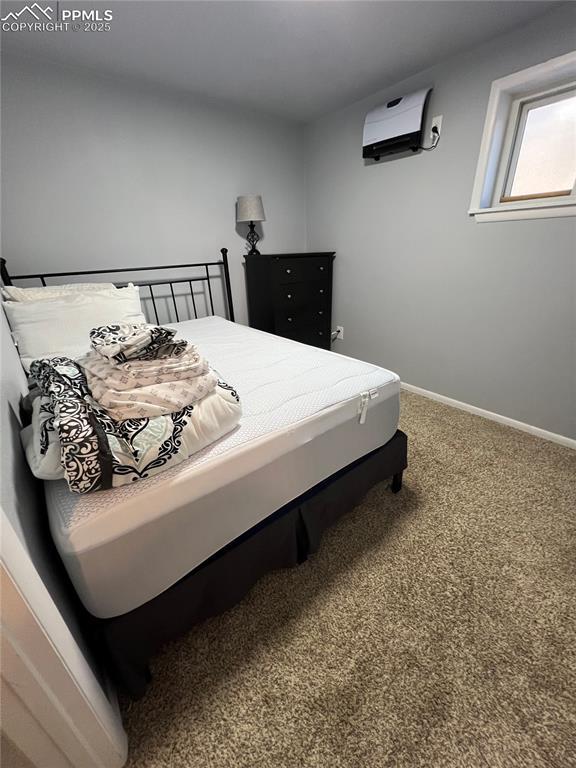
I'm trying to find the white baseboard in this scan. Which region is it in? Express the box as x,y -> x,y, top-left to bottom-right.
400,382 -> 576,450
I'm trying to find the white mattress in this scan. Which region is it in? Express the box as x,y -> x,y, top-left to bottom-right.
46,317 -> 400,618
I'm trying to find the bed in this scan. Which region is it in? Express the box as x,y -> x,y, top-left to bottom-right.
1,253 -> 407,698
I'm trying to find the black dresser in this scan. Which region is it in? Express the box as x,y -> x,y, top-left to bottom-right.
245,252 -> 335,350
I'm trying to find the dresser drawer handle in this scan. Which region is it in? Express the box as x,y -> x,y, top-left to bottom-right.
286,294 -> 292,299
285,268 -> 292,274
319,266 -> 325,271
318,331 -> 324,336
318,310 -> 324,316
319,289 -> 324,294
287,317 -> 293,322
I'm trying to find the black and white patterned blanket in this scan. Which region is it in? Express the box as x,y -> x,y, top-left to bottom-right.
27,357 -> 242,494
89,323 -> 187,363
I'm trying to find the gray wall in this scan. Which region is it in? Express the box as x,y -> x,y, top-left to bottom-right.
1,54 -> 308,326
306,4 -> 576,439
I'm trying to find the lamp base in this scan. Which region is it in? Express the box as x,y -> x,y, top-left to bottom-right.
246,221 -> 260,256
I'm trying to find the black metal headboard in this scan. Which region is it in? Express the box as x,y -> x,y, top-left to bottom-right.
0,250 -> 234,324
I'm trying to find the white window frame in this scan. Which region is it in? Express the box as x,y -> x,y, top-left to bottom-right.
469,51 -> 576,223
498,86 -> 576,204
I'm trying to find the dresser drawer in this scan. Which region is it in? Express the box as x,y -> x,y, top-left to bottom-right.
274,305 -> 329,328
301,326 -> 331,348
274,257 -> 332,284
275,281 -> 330,310
275,323 -> 331,349
275,309 -> 331,345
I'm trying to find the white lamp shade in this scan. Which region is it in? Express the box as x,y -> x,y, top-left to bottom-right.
236,194 -> 266,223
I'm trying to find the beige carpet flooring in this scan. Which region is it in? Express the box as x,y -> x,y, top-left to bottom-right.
123,392 -> 576,768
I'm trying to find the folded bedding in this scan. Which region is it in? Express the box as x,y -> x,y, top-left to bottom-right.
21,322 -> 242,493
89,323 -> 187,362
83,322 -> 218,419
80,346 -> 210,388
83,365 -> 218,420
23,357 -> 241,492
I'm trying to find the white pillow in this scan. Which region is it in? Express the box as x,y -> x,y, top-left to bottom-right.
2,282 -> 116,302
3,286 -> 145,372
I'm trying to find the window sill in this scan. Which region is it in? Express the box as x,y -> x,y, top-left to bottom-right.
469,205 -> 576,222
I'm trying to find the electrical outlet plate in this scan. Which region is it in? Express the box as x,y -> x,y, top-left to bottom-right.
336,325 -> 344,340
431,115 -> 443,140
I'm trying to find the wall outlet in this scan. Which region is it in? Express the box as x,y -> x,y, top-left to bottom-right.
335,325 -> 344,341
430,115 -> 443,141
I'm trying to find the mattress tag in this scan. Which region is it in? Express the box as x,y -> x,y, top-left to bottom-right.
369,389 -> 379,400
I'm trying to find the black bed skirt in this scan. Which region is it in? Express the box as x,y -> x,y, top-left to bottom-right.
99,430 -> 408,698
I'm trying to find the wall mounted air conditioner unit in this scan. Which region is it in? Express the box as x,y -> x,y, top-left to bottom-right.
363,88 -> 432,160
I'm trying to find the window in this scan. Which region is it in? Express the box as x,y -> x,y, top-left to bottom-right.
502,90 -> 576,202
470,52 -> 576,222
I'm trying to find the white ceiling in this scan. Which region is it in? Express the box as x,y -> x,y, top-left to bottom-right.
2,0 -> 560,121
